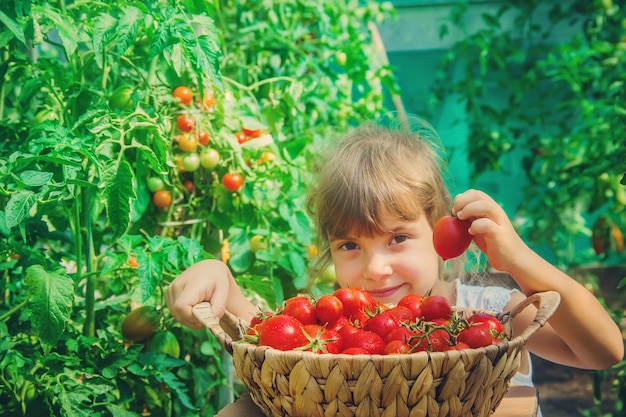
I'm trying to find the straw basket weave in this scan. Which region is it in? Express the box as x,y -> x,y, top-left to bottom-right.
193,290 -> 560,417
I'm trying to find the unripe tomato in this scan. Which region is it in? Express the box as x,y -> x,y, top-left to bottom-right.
152,190 -> 172,209
250,235 -> 268,253
258,151 -> 276,164
109,86 -> 134,110
176,114 -> 195,132
197,130 -> 210,146
121,306 -> 162,342
147,330 -> 181,358
432,215 -> 473,260
335,51 -> 347,66
147,177 -> 165,192
178,133 -> 198,152
173,86 -> 192,105
181,153 -> 200,172
200,149 -> 220,169
222,173 -> 244,192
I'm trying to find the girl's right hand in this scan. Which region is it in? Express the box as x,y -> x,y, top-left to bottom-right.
166,259 -> 254,330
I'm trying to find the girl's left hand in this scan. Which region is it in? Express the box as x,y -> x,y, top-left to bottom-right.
452,189 -> 528,272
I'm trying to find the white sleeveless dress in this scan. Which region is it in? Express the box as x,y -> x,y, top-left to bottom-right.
452,279 -> 535,387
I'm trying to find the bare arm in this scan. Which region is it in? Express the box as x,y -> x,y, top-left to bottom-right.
454,189 -> 624,370
166,259 -> 257,329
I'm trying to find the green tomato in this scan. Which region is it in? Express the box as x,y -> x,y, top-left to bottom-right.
109,86 -> 134,110
200,148 -> 220,169
147,177 -> 165,192
335,51 -> 347,67
250,235 -> 268,253
147,331 -> 181,358
182,153 -> 201,172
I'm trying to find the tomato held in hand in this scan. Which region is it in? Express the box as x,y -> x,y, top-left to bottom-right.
222,173 -> 243,192
432,215 -> 473,260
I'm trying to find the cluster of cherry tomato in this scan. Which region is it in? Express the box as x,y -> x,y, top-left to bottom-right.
148,85 -> 271,209
245,288 -> 506,355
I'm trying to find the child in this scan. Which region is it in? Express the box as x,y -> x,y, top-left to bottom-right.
166,120 -> 624,387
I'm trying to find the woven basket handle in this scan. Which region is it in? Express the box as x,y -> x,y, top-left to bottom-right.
192,302 -> 243,354
503,290 -> 561,342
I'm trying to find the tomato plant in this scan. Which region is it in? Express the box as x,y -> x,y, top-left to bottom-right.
147,331 -> 181,358
222,172 -> 244,192
432,215 -> 473,260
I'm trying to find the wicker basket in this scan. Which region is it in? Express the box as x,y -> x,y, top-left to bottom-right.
193,290 -> 560,417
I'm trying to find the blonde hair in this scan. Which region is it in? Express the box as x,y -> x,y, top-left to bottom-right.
307,117 -> 467,284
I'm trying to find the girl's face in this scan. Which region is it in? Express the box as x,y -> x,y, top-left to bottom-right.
329,210 -> 440,305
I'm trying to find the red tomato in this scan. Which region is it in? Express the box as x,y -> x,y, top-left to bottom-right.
235,131 -> 247,144
176,114 -> 195,132
327,315 -> 350,333
197,130 -> 210,146
173,86 -> 192,105
341,347 -> 370,355
337,322 -> 360,341
384,340 -> 412,354
413,329 -> 451,352
448,341 -> 471,351
315,295 -> 344,325
456,325 -> 494,348
363,311 -> 401,339
470,313 -> 504,334
384,326 -> 416,344
420,295 -> 452,321
432,215 -> 473,260
282,296 -> 317,325
333,288 -> 361,318
128,256 -> 139,268
387,305 -> 416,323
249,310 -> 274,328
258,315 -> 307,351
301,324 -> 343,354
182,180 -> 195,193
342,329 -> 385,355
397,294 -> 423,319
222,173 -> 243,192
242,127 -> 264,138
152,190 -> 172,209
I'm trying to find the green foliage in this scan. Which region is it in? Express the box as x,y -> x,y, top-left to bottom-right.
0,0 -> 397,415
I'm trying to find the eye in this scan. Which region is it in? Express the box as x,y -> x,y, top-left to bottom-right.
391,234 -> 409,245
338,241 -> 359,251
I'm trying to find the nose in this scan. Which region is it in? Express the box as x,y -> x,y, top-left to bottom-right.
363,250 -> 393,280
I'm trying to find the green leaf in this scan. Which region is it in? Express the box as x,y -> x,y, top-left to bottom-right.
102,160 -> 136,241
5,190 -> 37,229
92,12 -> 117,53
116,6 -> 143,56
107,404 -> 142,417
25,265 -> 74,346
35,4 -> 80,58
19,170 -> 54,187
0,10 -> 26,45
136,250 -> 165,302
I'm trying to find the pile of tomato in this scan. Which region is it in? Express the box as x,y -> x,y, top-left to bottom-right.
245,288 -> 506,355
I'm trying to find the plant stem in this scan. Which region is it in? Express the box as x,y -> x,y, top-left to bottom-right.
83,188 -> 96,337
0,299 -> 28,322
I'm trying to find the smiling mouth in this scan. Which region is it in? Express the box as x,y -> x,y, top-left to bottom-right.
367,285 -> 402,298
